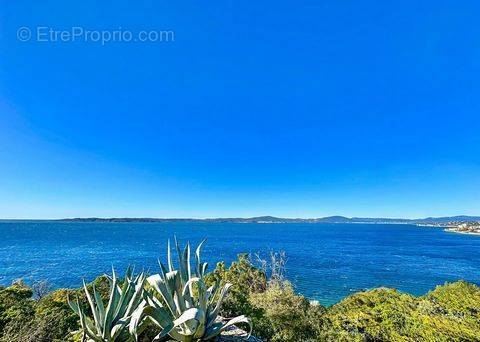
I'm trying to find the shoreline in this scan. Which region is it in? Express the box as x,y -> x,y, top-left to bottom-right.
444,228 -> 480,236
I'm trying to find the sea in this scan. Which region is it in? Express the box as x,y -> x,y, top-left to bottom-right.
0,220 -> 479,306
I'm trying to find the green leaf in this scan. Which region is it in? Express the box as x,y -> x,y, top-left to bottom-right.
207,283 -> 233,327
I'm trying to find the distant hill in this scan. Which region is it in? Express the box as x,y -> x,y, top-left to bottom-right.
59,215 -> 480,224
415,216 -> 480,223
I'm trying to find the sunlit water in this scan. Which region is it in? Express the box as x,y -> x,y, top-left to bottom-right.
1,220 -> 479,305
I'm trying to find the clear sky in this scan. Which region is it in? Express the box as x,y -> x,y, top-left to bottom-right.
0,1 -> 479,219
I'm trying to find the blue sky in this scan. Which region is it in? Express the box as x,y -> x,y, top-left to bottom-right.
1,1 -> 479,219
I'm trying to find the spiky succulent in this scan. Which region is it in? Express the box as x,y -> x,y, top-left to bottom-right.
130,238 -> 251,341
68,267 -> 146,342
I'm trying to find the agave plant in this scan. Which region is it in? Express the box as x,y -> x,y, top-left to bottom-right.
130,238 -> 251,341
69,267 -> 146,342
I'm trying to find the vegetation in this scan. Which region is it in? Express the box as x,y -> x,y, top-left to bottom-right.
206,254 -> 480,341
68,268 -> 146,341
0,244 -> 479,341
0,277 -> 111,342
131,239 -> 251,341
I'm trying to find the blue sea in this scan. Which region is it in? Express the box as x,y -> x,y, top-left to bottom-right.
0,221 -> 479,306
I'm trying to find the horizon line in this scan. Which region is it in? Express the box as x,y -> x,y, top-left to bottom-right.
1,214 -> 480,221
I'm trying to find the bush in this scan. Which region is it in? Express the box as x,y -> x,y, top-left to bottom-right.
206,254 -> 326,341
0,280 -> 35,340
206,254 -> 266,314
0,276 -> 112,342
321,288 -> 418,341
250,282 -> 325,342
321,282 -> 480,341
205,254 -> 269,338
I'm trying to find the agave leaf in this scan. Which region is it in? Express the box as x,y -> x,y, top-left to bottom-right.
131,319 -> 151,342
186,242 -> 192,290
182,277 -> 201,298
126,273 -> 146,316
172,307 -> 205,333
158,261 -> 169,280
124,266 -> 132,279
201,262 -> 208,278
113,278 -> 133,322
80,311 -> 102,341
103,272 -> 120,336
129,301 -> 146,341
174,236 -> 188,285
204,321 -> 223,339
114,269 -> 135,316
182,243 -> 190,284
146,290 -> 164,308
180,280 -> 195,310
111,267 -> 117,283
194,239 -> 207,277
197,281 -> 208,314
193,302 -> 207,339
165,271 -> 181,292
83,279 -> 102,333
67,296 -> 81,315
153,321 -> 175,341
143,305 -> 174,329
182,277 -> 206,314
206,279 -> 220,306
165,271 -> 187,315
167,239 -> 174,272
207,283 -> 233,326
111,320 -> 128,340
92,285 -> 105,330
147,274 -> 177,317
204,315 -> 252,340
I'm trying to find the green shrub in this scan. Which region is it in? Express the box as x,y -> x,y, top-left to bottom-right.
322,288 -> 417,341
206,254 -> 326,341
0,280 -> 35,340
321,282 -> 480,341
205,254 -> 269,339
0,276 -> 114,342
250,282 -> 325,342
206,254 -> 266,332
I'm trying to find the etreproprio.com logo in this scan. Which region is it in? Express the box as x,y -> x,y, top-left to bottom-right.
17,26 -> 175,45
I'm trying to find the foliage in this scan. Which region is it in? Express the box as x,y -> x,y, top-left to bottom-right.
0,280 -> 35,340
250,282 -> 325,342
0,275 -> 116,342
204,254 -> 480,342
205,253 -> 266,333
322,287 -> 418,341
68,268 -> 146,342
321,281 -> 480,341
32,280 -> 52,300
205,253 -> 326,341
131,238 -> 252,341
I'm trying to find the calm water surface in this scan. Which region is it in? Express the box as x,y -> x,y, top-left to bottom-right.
1,221 -> 479,305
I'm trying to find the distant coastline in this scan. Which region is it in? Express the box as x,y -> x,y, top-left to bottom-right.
443,222 -> 480,236
58,215 -> 480,226
444,229 -> 480,236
